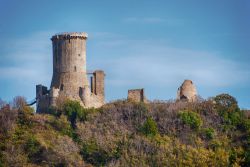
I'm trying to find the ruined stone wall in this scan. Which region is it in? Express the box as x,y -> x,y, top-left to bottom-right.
91,71 -> 105,99
87,70 -> 105,107
177,80 -> 197,102
36,85 -> 50,113
128,89 -> 147,103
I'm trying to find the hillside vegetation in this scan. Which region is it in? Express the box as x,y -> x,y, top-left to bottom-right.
0,94 -> 250,166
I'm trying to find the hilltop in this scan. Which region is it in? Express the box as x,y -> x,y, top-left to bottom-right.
0,94 -> 250,166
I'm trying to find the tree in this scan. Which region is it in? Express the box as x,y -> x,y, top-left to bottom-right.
0,105 -> 17,135
213,93 -> 239,113
63,100 -> 86,129
140,117 -> 159,136
12,96 -> 27,110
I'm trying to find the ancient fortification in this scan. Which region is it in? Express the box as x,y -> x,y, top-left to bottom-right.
127,89 -> 147,103
177,80 -> 197,102
36,32 -> 105,113
35,32 -> 198,112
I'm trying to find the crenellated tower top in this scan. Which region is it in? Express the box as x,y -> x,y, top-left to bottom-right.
51,32 -> 88,41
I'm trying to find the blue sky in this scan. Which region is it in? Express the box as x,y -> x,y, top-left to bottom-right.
0,0 -> 249,108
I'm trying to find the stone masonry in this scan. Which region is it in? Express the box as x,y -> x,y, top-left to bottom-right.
36,32 -> 105,113
128,89 -> 147,103
177,80 -> 197,102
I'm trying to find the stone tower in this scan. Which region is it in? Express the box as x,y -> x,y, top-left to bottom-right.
177,80 -> 197,102
36,32 -> 105,113
50,32 -> 88,102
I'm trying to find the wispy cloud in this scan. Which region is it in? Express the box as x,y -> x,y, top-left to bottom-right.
89,36 -> 250,100
0,31 -> 55,84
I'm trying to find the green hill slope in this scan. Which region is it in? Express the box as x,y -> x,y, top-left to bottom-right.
0,94 -> 249,166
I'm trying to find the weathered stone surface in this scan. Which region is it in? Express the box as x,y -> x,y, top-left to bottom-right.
177,80 -> 197,102
128,89 -> 147,103
36,32 -> 105,112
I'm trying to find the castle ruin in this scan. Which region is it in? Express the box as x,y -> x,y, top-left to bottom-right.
177,80 -> 197,102
36,32 -> 105,112
127,89 -> 147,103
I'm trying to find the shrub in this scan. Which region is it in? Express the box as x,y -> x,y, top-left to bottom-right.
24,136 -> 43,162
50,115 -> 74,137
242,119 -> 250,131
179,110 -> 203,129
140,117 -> 159,137
12,96 -> 27,110
202,128 -> 216,139
0,106 -> 17,135
47,106 -> 62,116
63,100 -> 86,128
17,106 -> 34,127
80,140 -> 114,166
228,111 -> 242,126
62,100 -> 100,128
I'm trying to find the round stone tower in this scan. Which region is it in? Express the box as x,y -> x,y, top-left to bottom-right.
177,80 -> 197,102
50,32 -> 89,100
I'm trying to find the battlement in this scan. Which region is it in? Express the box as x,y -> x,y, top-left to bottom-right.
51,32 -> 88,41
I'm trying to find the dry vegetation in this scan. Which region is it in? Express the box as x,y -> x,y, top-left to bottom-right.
0,94 -> 249,166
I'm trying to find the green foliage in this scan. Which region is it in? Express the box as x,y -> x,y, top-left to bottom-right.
50,115 -> 74,137
63,100 -> 83,128
242,119 -> 250,131
17,106 -> 34,127
48,106 -> 61,116
243,149 -> 250,166
135,102 -> 148,114
1,96 -> 250,166
214,93 -> 238,108
214,93 -> 239,114
179,110 -> 203,129
140,117 -> 159,137
63,100 -> 100,125
213,94 -> 250,135
24,136 -> 43,162
62,100 -> 97,128
202,128 -> 216,139
80,140 -> 117,166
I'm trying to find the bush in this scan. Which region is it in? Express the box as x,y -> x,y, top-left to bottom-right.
47,106 -> 62,116
50,115 -> 74,137
63,100 -> 87,128
140,117 -> 159,137
17,106 -> 34,127
80,140 -> 115,166
242,119 -> 250,131
179,110 -> 203,129
24,136 -> 43,163
0,106 -> 17,135
12,96 -> 27,110
202,128 -> 216,139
